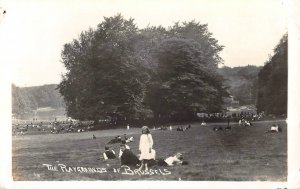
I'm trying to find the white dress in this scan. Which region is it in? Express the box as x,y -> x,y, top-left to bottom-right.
139,134 -> 154,160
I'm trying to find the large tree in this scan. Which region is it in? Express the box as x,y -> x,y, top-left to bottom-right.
145,21 -> 226,121
256,34 -> 287,115
57,14 -> 149,123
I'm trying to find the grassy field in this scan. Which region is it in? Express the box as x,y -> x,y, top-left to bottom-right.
12,120 -> 287,181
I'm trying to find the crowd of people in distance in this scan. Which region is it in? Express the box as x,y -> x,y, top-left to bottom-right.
152,124 -> 191,132
12,120 -> 96,135
101,126 -> 188,170
209,116 -> 283,135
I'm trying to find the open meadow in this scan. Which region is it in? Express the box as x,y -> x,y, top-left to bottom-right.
12,120 -> 287,181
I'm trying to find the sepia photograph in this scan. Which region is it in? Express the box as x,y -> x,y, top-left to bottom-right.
0,0 -> 299,188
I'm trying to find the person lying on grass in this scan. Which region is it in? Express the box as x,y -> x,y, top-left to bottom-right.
120,144 -> 141,167
107,136 -> 122,144
157,153 -> 188,166
265,124 -> 282,133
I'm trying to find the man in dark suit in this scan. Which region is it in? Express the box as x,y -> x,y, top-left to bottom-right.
103,146 -> 116,160
120,144 -> 140,166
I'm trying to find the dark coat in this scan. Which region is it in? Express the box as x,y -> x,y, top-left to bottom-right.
120,149 -> 140,166
105,150 -> 116,159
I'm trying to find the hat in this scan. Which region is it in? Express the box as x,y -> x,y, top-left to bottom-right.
142,126 -> 150,133
142,126 -> 149,130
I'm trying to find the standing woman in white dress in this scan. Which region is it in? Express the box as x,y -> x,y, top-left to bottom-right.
139,126 -> 154,171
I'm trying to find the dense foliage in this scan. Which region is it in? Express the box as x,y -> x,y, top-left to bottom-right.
147,38 -> 226,121
256,34 -> 287,115
218,65 -> 262,105
57,14 -> 226,123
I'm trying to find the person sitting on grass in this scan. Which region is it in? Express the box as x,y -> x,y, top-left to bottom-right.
103,146 -> 116,160
120,144 -> 141,167
118,140 -> 130,158
157,153 -> 188,166
244,120 -> 252,126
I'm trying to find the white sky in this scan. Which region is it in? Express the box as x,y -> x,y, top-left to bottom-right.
0,0 -> 287,87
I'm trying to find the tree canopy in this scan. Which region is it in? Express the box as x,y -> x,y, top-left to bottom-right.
146,38 -> 226,121
57,14 -> 226,124
256,34 -> 287,115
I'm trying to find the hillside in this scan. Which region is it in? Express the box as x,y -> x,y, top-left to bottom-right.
12,84 -> 65,117
218,65 -> 262,105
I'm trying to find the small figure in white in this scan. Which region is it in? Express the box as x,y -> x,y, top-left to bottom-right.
238,119 -> 242,126
126,136 -> 134,143
266,124 -> 281,133
169,125 -> 173,131
127,124 -> 130,130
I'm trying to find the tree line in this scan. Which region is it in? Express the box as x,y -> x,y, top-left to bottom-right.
256,34 -> 287,116
11,65 -> 264,120
11,65 -> 263,120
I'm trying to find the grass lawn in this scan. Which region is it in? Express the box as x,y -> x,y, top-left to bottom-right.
12,120 -> 287,181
